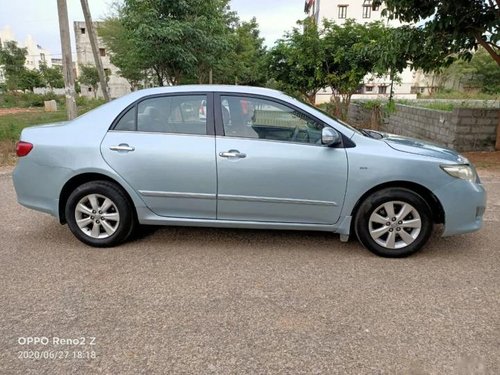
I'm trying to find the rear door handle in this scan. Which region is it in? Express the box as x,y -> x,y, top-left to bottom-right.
110,144 -> 135,152
219,150 -> 247,159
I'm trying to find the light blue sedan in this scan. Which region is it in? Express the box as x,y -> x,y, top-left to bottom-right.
13,86 -> 486,257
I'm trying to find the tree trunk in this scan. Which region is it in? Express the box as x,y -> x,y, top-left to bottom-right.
474,32 -> 500,66
81,0 -> 110,102
306,92 -> 316,105
154,68 -> 163,86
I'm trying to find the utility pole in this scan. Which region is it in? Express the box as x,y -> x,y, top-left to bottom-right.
57,0 -> 78,119
80,0 -> 110,102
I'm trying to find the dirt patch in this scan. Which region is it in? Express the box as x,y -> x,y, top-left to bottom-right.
464,151 -> 500,171
0,108 -> 42,116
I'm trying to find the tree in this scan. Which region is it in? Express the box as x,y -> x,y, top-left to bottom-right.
98,16 -> 147,90
214,17 -> 268,86
78,64 -> 100,98
268,18 -> 325,104
18,68 -> 45,92
39,62 -> 64,89
100,0 -> 234,86
442,47 -> 500,94
0,41 -> 27,90
373,0 -> 500,66
323,20 -> 394,119
188,0 -> 235,84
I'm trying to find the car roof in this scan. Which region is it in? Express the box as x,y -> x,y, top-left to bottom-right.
132,85 -> 285,97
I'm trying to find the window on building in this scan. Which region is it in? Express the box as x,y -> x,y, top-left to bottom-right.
40,53 -> 46,62
80,28 -> 86,34
362,5 -> 371,18
99,48 -> 106,57
338,5 -> 348,19
378,86 -> 388,94
365,86 -> 374,93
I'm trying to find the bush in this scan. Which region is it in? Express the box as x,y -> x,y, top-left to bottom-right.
76,96 -> 106,111
0,92 -> 66,108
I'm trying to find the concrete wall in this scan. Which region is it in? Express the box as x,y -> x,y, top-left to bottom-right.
347,103 -> 499,152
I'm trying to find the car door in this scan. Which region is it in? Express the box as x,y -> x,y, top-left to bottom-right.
101,93 -> 217,219
215,94 -> 348,224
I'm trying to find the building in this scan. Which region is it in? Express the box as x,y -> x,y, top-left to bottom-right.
74,21 -> 131,99
306,0 -> 401,27
304,0 -> 436,102
0,25 -> 53,84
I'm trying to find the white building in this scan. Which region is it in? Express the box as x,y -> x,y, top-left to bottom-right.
0,25 -> 53,84
304,0 -> 435,102
74,21 -> 131,99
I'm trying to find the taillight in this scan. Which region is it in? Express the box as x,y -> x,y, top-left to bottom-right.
16,141 -> 33,157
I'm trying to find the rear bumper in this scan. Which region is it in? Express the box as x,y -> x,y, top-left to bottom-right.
433,179 -> 487,237
13,159 -> 69,220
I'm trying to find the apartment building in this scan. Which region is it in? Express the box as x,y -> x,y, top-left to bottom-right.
304,0 -> 435,102
74,21 -> 131,99
0,25 -> 53,84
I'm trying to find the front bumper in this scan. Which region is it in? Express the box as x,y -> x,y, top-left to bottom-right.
433,179 -> 487,237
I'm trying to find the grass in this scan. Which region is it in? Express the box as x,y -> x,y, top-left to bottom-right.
0,111 -> 67,140
414,102 -> 456,112
428,90 -> 499,101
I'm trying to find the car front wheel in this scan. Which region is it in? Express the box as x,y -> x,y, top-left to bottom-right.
354,188 -> 433,257
65,181 -> 135,247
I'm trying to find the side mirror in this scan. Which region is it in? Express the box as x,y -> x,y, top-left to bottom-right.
321,127 -> 341,146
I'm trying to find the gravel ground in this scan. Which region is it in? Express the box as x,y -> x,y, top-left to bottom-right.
0,169 -> 499,374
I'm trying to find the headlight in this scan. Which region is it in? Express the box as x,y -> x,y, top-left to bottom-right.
440,164 -> 476,182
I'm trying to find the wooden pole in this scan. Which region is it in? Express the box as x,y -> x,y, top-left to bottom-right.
57,0 -> 78,119
495,111 -> 500,151
80,0 -> 111,101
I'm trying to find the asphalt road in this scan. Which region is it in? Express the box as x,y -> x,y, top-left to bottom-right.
0,168 -> 499,374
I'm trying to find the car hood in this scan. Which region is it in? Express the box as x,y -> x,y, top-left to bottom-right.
382,133 -> 467,163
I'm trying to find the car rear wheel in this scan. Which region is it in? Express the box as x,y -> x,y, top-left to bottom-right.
354,188 -> 433,257
65,181 -> 135,247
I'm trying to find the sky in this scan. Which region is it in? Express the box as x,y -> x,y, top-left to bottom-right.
0,0 -> 306,57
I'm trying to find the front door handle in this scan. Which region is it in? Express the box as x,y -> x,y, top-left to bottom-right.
219,150 -> 247,159
110,144 -> 135,152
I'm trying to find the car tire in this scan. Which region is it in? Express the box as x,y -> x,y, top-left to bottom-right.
354,188 -> 433,258
65,181 -> 136,247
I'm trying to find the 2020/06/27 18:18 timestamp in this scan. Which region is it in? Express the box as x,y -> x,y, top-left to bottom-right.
18,350 -> 97,360
16,336 -> 98,360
